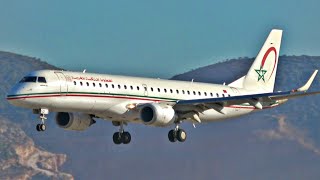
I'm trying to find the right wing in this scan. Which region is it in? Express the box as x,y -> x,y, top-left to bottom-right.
175,70 -> 319,113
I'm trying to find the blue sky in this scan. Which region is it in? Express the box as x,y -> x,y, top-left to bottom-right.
0,0 -> 319,78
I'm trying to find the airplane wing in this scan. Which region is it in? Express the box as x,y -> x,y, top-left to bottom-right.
176,90 -> 320,106
175,70 -> 319,111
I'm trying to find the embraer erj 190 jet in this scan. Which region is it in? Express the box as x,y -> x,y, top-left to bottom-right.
7,29 -> 320,145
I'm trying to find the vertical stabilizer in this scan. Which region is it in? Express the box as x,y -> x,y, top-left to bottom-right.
242,29 -> 282,92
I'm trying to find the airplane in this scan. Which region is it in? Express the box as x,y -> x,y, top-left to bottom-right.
6,29 -> 320,145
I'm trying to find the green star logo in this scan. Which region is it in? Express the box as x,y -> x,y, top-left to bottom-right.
255,68 -> 267,82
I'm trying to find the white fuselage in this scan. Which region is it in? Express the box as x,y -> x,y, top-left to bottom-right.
7,70 -> 278,124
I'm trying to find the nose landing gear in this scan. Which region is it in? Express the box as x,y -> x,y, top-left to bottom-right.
33,108 -> 49,132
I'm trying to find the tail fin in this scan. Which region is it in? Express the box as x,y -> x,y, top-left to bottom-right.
241,29 -> 283,92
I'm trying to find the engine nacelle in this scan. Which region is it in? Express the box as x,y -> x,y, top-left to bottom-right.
140,103 -> 177,127
55,112 -> 95,131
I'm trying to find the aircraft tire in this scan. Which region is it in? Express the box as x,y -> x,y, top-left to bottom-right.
177,129 -> 187,142
168,130 -> 177,142
36,124 -> 41,131
122,132 -> 131,144
39,124 -> 46,131
113,132 -> 122,145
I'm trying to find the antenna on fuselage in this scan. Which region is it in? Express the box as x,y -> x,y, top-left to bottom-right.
83,69 -> 87,73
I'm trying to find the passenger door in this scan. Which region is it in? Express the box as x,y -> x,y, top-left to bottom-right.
54,72 -> 68,95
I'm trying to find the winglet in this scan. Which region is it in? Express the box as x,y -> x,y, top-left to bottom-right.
296,70 -> 318,92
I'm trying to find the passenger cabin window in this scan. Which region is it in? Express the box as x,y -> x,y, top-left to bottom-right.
86,82 -> 89,86
19,76 -> 37,83
105,84 -> 108,88
38,77 -> 47,83
124,85 -> 127,89
164,89 -> 167,93
99,83 -> 102,87
80,82 -> 83,86
158,88 -> 160,92
137,86 -> 140,90
74,81 -> 76,85
93,83 -> 96,87
118,85 -> 121,89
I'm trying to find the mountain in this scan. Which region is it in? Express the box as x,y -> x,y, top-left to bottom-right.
1,51 -> 320,179
0,116 -> 73,179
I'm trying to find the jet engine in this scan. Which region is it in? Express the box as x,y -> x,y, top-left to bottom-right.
140,103 -> 177,127
55,112 -> 95,131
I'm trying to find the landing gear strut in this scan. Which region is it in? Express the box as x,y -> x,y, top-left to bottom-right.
113,121 -> 131,144
168,123 -> 187,143
34,108 -> 49,132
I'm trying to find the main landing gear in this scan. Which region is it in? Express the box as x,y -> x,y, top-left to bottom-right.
112,121 -> 131,144
168,123 -> 187,143
33,108 -> 49,132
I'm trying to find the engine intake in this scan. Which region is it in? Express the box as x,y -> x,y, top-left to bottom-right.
140,103 -> 176,127
55,112 -> 95,131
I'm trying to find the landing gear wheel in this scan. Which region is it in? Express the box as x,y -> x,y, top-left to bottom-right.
176,129 -> 187,142
36,124 -> 41,131
40,124 -> 46,131
113,132 -> 122,145
168,129 -> 177,142
36,124 -> 46,131
122,132 -> 131,144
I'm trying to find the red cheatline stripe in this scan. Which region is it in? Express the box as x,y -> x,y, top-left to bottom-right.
7,94 -> 163,102
7,94 -> 279,110
7,94 -> 61,100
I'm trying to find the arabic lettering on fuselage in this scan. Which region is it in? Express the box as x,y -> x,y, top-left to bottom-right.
71,76 -> 113,82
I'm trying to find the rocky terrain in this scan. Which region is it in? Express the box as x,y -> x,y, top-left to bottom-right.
0,116 -> 73,179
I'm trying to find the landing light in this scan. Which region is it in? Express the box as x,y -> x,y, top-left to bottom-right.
126,103 -> 137,110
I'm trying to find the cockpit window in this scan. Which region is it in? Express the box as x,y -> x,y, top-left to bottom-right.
19,76 -> 47,83
19,76 -> 37,83
38,77 -> 47,83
